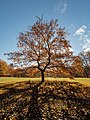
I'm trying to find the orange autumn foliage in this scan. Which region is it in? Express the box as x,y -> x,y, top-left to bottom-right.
5,17 -> 83,81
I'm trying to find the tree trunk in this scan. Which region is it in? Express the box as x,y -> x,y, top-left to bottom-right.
84,68 -> 89,78
84,69 -> 89,78
41,70 -> 44,82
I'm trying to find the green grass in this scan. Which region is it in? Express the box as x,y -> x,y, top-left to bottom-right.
0,77 -> 90,86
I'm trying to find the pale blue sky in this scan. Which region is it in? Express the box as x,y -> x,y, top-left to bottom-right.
0,0 -> 90,63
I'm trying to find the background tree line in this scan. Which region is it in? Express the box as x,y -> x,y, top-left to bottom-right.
0,51 -> 90,77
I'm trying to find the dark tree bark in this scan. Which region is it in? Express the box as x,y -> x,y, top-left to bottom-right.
41,70 -> 44,82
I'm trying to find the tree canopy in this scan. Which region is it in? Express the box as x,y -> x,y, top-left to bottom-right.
5,18 -> 83,81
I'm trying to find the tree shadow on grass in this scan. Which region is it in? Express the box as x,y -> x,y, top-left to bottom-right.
26,81 -> 43,120
0,80 -> 43,120
0,80 -> 90,120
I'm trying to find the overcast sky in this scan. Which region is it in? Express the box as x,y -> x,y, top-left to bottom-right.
0,0 -> 90,64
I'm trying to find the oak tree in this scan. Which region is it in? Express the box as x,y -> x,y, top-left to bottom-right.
6,18 -> 76,82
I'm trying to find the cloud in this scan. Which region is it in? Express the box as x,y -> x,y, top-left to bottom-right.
54,2 -> 67,14
74,25 -> 90,52
61,3 -> 67,13
75,25 -> 87,36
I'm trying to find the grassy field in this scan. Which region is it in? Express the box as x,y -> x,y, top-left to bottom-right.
0,77 -> 90,86
0,77 -> 90,119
